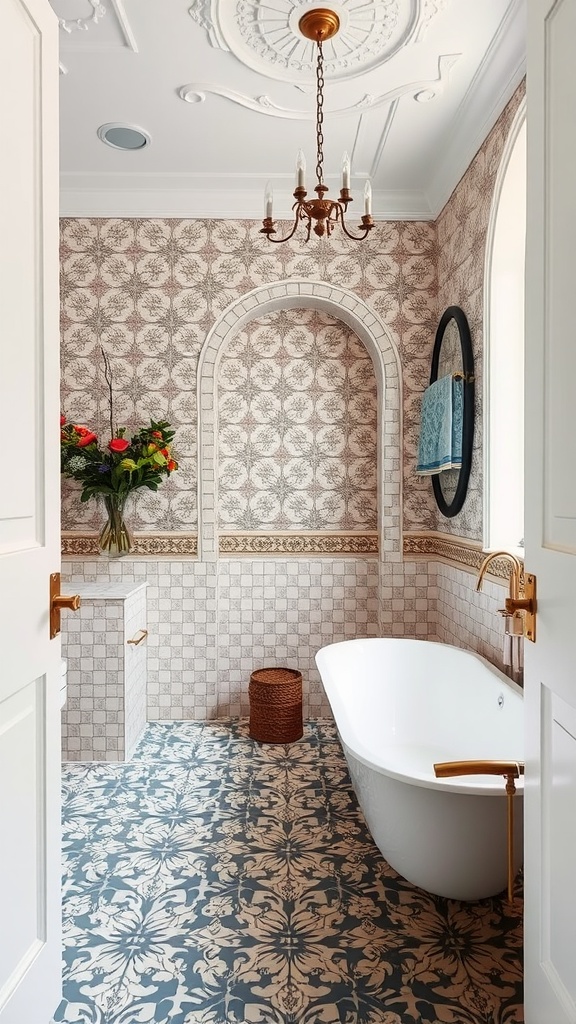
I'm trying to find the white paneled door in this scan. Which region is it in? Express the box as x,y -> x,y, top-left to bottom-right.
524,2 -> 576,1022
0,1 -> 62,1022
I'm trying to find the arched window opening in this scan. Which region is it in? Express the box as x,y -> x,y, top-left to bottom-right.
485,113 -> 526,554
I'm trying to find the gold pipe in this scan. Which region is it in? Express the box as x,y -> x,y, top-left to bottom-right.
434,759 -> 525,902
476,550 -> 522,600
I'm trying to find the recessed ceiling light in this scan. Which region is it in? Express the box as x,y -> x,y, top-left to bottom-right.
97,123 -> 151,150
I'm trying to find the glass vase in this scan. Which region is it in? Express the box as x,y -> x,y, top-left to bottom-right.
98,495 -> 134,557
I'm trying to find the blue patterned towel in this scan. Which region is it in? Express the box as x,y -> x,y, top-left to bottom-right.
416,375 -> 464,475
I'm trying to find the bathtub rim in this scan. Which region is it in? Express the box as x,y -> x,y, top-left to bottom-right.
315,637 -> 524,797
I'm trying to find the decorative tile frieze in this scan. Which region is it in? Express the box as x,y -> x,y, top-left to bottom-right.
404,531 -> 522,580
218,532 -> 379,555
62,533 -> 198,557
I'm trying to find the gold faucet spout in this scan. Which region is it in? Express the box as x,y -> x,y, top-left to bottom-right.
476,550 -> 522,600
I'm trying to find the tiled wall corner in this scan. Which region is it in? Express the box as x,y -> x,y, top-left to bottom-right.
432,561 -> 510,672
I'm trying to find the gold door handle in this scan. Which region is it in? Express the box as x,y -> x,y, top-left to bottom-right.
50,572 -> 81,639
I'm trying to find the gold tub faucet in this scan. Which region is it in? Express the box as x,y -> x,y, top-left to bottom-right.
476,550 -> 537,643
476,551 -> 522,601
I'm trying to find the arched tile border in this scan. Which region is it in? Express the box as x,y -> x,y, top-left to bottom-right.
196,280 -> 403,562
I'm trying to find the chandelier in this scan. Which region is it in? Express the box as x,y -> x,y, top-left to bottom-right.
260,8 -> 374,244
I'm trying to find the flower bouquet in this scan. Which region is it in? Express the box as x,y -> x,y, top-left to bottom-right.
61,351 -> 178,556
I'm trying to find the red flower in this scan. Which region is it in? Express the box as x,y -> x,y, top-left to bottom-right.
60,414 -> 66,426
77,431 -> 97,447
151,431 -> 163,439
109,437 -> 130,453
167,459 -> 177,472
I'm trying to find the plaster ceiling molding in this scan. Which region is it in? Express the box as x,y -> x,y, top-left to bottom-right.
414,0 -> 450,44
50,0 -> 138,51
57,0 -> 105,34
187,0 -> 446,83
179,53 -> 461,119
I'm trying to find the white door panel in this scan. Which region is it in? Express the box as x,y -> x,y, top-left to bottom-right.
525,1 -> 576,1021
0,0 -> 62,1021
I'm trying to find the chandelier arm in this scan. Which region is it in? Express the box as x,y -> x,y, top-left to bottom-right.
339,218 -> 374,241
261,215 -> 303,244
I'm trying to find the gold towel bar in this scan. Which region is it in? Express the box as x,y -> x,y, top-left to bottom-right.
127,629 -> 148,646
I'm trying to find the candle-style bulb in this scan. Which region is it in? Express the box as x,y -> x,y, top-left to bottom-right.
264,181 -> 273,220
296,149 -> 306,189
364,179 -> 372,215
341,151 -> 351,190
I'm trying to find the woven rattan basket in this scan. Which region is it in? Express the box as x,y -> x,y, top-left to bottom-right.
249,667 -> 303,744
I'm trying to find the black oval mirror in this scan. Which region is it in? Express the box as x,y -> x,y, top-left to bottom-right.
429,305 -> 475,518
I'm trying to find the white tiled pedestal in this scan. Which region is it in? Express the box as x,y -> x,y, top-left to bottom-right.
61,582 -> 148,761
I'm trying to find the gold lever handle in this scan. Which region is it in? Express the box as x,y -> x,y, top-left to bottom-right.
434,759 -> 525,903
50,572 -> 81,639
434,759 -> 525,779
127,629 -> 148,646
52,594 -> 81,612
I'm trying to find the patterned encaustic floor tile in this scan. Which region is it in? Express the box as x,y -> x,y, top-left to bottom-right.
54,721 -> 523,1024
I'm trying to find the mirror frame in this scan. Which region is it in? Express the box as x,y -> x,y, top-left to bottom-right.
430,305 -> 475,518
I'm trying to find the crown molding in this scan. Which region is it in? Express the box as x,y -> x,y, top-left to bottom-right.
425,0 -> 526,218
59,174 -> 433,220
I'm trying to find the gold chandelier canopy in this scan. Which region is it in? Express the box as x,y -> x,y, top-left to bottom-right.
260,7 -> 374,244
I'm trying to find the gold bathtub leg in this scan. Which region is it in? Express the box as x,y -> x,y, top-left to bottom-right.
433,759 -> 525,903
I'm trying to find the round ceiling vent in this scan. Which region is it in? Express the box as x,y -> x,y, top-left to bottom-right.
97,123 -> 151,150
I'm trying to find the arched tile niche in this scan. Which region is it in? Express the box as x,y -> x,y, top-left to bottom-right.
197,280 -> 402,563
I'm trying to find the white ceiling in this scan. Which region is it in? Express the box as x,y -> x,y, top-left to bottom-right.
54,0 -> 526,220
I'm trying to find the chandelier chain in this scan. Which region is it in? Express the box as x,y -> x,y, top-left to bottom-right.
315,39 -> 325,184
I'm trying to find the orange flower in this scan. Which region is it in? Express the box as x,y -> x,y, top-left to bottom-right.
167,459 -> 177,472
77,431 -> 97,447
109,437 -> 130,454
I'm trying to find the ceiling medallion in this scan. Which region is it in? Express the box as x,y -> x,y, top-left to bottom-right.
189,0 -> 416,83
260,9 -> 373,244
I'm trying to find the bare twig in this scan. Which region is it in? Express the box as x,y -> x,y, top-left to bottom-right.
100,345 -> 115,439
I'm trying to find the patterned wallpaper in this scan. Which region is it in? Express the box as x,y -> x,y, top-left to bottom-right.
60,219 -> 438,536
60,84 -> 525,547
435,81 -> 526,540
218,309 -> 378,532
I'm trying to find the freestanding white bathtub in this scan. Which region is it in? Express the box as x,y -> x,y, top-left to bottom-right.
315,638 -> 524,901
